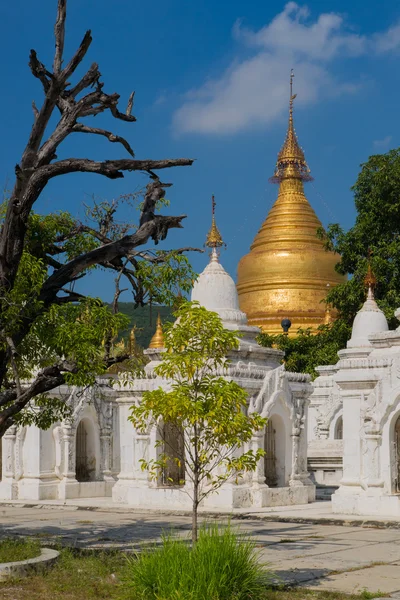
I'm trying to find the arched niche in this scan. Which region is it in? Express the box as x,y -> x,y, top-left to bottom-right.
75,418 -> 98,482
264,411 -> 290,488
334,415 -> 343,440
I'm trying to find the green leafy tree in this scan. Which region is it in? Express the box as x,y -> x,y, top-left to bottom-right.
129,302 -> 266,543
0,0 -> 195,436
321,148 -> 400,327
258,321 -> 351,379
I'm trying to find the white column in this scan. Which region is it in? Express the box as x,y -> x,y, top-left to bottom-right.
363,430 -> 384,490
0,426 -> 17,499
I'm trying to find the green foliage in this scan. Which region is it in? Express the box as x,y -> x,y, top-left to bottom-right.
13,395 -> 73,429
124,523 -> 271,600
0,538 -> 41,563
130,302 -> 266,540
0,198 -> 196,433
134,251 -> 196,306
258,321 -> 351,379
319,148 -> 400,327
27,211 -> 98,261
31,299 -> 129,384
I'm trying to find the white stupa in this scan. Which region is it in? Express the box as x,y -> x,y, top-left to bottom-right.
191,195 -> 247,327
190,196 -> 283,365
347,265 -> 388,349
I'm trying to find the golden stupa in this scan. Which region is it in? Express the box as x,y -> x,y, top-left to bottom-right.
149,313 -> 165,349
237,71 -> 346,335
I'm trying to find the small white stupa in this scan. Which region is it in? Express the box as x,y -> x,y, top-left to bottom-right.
347,263 -> 388,349
190,196 -> 280,361
191,195 -> 247,327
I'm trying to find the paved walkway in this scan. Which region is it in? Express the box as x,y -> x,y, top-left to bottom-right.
0,500 -> 400,595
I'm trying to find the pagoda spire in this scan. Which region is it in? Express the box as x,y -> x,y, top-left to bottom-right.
205,195 -> 225,259
364,251 -> 377,300
149,313 -> 164,349
270,70 -> 313,184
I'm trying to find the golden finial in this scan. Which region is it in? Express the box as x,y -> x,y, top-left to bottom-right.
128,326 -> 136,355
205,195 -> 225,251
149,313 -> 164,349
115,338 -> 126,352
364,251 -> 377,292
270,70 -> 313,184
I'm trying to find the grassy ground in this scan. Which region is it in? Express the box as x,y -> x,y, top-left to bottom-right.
0,539 -> 41,563
0,547 -> 383,600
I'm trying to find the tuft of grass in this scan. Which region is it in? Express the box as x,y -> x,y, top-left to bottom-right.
124,522 -> 272,600
0,538 -> 41,563
0,544 -> 381,600
359,589 -> 386,599
0,547 -> 127,600
278,539 -> 297,544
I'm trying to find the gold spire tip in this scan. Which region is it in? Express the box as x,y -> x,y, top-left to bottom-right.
149,313 -> 164,349
364,255 -> 377,292
269,69 -> 313,184
205,195 -> 225,250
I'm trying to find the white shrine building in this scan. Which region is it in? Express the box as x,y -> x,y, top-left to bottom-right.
308,267 -> 400,517
0,214 -> 315,510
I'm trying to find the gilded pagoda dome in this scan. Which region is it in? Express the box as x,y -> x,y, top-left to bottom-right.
237,71 -> 346,335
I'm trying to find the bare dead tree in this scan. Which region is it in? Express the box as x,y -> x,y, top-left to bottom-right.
0,0 -> 194,435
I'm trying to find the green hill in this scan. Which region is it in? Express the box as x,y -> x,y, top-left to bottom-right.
114,303 -> 174,349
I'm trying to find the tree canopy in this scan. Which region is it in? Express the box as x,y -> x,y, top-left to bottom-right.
321,148 -> 400,328
0,0 -> 196,436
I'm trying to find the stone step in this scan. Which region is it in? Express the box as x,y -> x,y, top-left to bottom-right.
316,486 -> 338,501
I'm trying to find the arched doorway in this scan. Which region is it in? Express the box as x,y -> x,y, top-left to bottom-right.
264,415 -> 286,487
161,422 -> 185,486
334,416 -> 343,440
264,420 -> 277,487
395,416 -> 400,493
75,420 -> 97,482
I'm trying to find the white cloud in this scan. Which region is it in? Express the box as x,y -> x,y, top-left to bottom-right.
172,3 -> 400,136
374,23 -> 400,53
373,135 -> 392,149
232,3 -> 366,59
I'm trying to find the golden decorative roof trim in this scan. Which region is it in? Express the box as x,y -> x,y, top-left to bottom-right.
149,313 -> 164,349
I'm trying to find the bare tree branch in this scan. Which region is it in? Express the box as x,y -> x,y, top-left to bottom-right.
38,215 -> 187,307
72,123 -> 135,157
53,0 -> 66,74
32,101 -> 39,122
62,30 -> 92,80
126,91 -> 135,116
43,157 -> 193,181
67,62 -> 100,99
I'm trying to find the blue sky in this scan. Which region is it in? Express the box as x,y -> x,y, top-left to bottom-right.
0,0 -> 399,302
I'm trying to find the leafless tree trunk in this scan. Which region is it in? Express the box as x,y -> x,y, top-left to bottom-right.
0,0 -> 194,434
